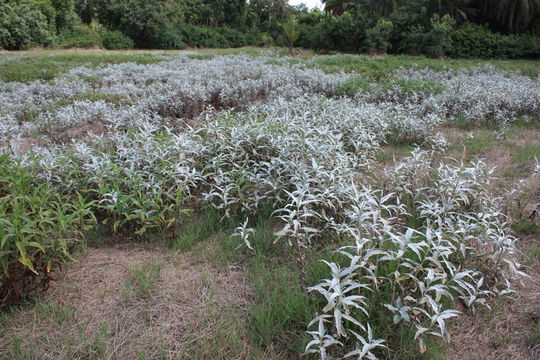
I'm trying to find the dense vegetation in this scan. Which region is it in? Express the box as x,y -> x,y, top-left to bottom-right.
0,51 -> 538,358
1,0 -> 539,58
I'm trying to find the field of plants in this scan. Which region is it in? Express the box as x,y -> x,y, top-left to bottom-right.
0,49 -> 539,360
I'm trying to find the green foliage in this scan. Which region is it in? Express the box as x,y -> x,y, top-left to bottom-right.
424,15 -> 456,58
0,154 -> 94,307
366,18 -> 394,54
101,30 -> 134,50
448,23 -> 498,58
0,53 -> 165,82
257,32 -> 274,47
54,24 -> 102,48
401,25 -> 427,55
298,12 -> 368,53
0,0 -> 537,58
50,0 -> 79,30
96,0 -> 184,49
95,185 -> 189,237
494,33 -> 540,58
449,22 -> 540,59
281,19 -> 300,54
171,210 -> 222,250
0,2 -> 54,50
177,24 -> 258,48
249,258 -> 313,352
513,218 -> 539,235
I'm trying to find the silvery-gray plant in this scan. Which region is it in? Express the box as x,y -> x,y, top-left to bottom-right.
0,54 -> 529,359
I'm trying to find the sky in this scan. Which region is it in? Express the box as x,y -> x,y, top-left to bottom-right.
288,0 -> 323,10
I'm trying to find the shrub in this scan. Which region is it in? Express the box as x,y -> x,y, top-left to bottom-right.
147,26 -> 185,50
448,23 -> 498,58
366,19 -> 394,54
101,30 -> 134,50
448,22 -> 540,59
281,20 -> 300,55
298,13 -> 367,53
400,25 -> 426,55
258,32 -> 274,47
176,25 -> 258,48
495,33 -> 540,58
424,14 -> 455,58
0,2 -> 54,50
220,26 -> 260,48
55,24 -> 102,48
0,154 -> 94,307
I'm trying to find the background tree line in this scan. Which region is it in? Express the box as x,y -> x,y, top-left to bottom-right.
1,0 -> 539,58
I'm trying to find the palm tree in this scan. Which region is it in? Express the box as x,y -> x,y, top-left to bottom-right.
476,0 -> 540,33
321,0 -> 357,15
442,0 -> 478,22
281,19 -> 301,55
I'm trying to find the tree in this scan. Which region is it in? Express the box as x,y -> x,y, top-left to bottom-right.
366,18 -> 394,54
0,1 -> 53,49
50,0 -> 79,30
250,0 -> 289,23
487,0 -> 540,34
322,0 -> 357,15
94,0 -> 183,49
442,0 -> 478,22
281,19 -> 300,55
424,13 -> 455,57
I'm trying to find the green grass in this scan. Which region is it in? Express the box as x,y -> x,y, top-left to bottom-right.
171,210 -> 224,250
34,299 -> 76,325
186,209 -> 316,356
185,304 -> 252,360
526,245 -> 540,268
513,218 -> 540,235
2,49 -> 538,84
376,144 -> 415,163
503,166 -> 529,178
309,54 -> 540,78
463,133 -> 495,159
0,52 -> 166,82
249,256 -> 314,353
123,260 -> 162,300
334,76 -> 446,97
510,142 -> 540,166
525,319 -> 540,349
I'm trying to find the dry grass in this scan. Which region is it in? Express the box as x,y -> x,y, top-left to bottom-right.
442,126 -> 540,180
447,246 -> 540,360
0,241 -> 272,360
444,124 -> 540,360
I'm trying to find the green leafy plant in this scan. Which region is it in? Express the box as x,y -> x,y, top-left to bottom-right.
366,19 -> 394,55
281,19 -> 301,56
0,154 -> 94,307
101,30 -> 134,50
424,15 -> 456,58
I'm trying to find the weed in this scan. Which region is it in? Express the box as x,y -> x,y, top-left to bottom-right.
34,299 -> 75,325
172,210 -> 223,250
511,142 -> 540,166
124,261 -> 162,300
513,219 -> 540,235
249,259 -> 313,353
